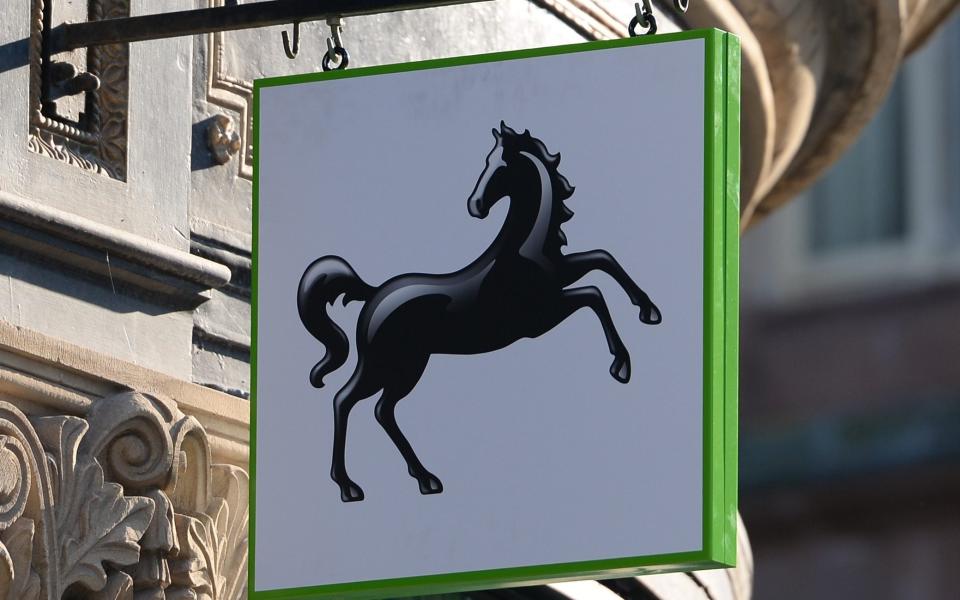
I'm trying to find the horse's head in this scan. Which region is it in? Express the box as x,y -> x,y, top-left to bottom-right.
467,122 -> 576,252
467,121 -> 520,219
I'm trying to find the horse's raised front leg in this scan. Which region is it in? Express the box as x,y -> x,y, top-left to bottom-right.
559,250 -> 662,324
551,286 -> 631,383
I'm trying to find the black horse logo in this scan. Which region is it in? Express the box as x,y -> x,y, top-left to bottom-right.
297,122 -> 662,502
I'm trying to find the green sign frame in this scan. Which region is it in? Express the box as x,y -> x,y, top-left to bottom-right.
250,28 -> 740,600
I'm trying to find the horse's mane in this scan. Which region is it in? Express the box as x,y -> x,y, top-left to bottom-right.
500,124 -> 575,251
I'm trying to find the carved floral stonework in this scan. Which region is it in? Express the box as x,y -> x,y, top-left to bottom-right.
28,0 -> 130,180
0,392 -> 247,600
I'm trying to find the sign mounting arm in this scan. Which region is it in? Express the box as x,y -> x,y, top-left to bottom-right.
49,0 -> 491,54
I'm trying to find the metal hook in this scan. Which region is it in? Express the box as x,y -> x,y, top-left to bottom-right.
322,16 -> 349,71
328,16 -> 344,52
629,1 -> 657,36
282,21 -> 300,59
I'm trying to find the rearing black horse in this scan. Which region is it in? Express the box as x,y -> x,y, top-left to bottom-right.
298,122 -> 662,502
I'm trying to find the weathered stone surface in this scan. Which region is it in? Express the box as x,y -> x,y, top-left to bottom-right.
0,378 -> 248,600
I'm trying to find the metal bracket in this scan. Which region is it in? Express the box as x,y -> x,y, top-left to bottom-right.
48,0 -> 490,54
35,0 -> 487,159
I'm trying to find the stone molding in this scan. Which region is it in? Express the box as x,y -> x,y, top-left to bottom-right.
0,323 -> 249,467
0,321 -> 249,600
0,191 -> 232,301
204,0 -> 255,182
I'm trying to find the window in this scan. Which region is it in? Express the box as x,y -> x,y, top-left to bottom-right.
742,14 -> 960,304
808,80 -> 907,254
947,20 -> 960,243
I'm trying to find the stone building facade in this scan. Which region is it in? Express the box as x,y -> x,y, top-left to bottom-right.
0,1 -> 954,599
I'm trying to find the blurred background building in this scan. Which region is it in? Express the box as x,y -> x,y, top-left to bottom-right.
740,12 -> 960,599
0,1 -> 957,600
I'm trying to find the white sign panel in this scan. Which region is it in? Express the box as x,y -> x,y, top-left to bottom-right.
251,30 -> 739,599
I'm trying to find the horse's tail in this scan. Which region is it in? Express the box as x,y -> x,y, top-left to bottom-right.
297,256 -> 375,388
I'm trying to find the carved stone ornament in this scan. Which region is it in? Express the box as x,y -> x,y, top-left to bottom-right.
207,115 -> 243,166
0,392 -> 248,600
28,0 -> 130,180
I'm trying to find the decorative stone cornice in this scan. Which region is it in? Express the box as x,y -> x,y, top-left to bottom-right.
0,191 -> 232,302
0,322 -> 248,468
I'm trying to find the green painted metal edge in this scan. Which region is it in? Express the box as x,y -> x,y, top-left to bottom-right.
702,29 -> 741,569
256,29 -> 714,89
249,29 -> 739,600
254,554 -> 719,600
250,76 -> 263,600
722,33 -> 741,567
700,28 -> 718,566
701,28 -> 723,567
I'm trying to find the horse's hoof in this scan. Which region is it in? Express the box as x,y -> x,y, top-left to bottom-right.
610,355 -> 631,383
417,473 -> 444,495
639,303 -> 662,325
337,480 -> 365,502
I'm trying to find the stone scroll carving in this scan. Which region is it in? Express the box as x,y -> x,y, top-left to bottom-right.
0,392 -> 248,600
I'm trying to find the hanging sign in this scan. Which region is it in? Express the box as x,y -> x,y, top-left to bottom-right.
250,29 -> 740,600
